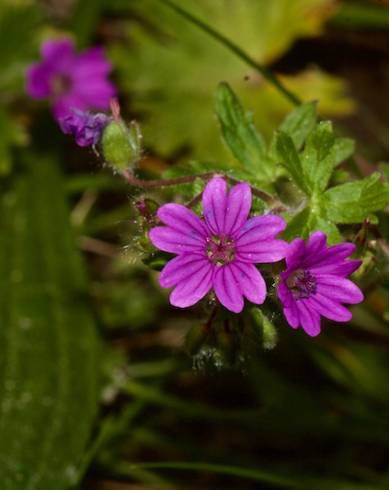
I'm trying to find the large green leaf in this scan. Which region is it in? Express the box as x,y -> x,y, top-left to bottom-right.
323,172 -> 389,224
0,157 -> 100,488
214,82 -> 273,180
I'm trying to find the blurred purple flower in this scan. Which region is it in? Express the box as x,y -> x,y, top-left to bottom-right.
26,38 -> 116,119
277,231 -> 363,337
149,177 -> 287,313
58,109 -> 111,147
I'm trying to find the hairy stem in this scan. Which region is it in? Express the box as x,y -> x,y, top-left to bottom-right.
158,0 -> 301,106
121,170 -> 277,204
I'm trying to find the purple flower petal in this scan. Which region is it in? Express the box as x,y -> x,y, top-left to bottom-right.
296,301 -> 321,336
149,227 -> 205,254
236,239 -> 288,263
157,203 -> 208,239
159,254 -> 208,288
306,231 -> 326,256
223,182 -> 251,236
170,261 -> 213,308
73,80 -> 115,109
305,242 -> 356,269
26,37 -> 116,118
230,262 -> 266,305
283,303 -> 300,329
236,215 -> 286,246
316,275 -> 364,304
53,94 -> 86,119
310,259 -> 361,276
214,265 -> 244,313
277,278 -> 294,308
308,294 -> 352,322
73,47 -> 113,79
285,238 -> 306,269
202,177 -> 227,235
41,38 -> 74,62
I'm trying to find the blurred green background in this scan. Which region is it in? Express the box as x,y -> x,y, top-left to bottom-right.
0,0 -> 389,489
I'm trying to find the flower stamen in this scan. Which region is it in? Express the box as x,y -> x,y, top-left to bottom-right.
206,235 -> 235,266
286,268 -> 317,299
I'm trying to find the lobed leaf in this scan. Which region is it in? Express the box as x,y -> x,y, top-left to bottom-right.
275,131 -> 308,193
278,101 -> 317,149
323,172 -> 389,224
215,82 -> 273,180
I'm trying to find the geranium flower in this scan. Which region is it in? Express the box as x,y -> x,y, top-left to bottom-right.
277,231 -> 363,337
149,177 -> 287,313
26,38 -> 116,119
58,109 -> 111,147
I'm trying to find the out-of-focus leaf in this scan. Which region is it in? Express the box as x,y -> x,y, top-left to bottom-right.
0,4 -> 41,91
323,173 -> 389,224
71,0 -> 105,47
0,109 -> 28,175
0,156 -> 100,488
110,0 -> 354,160
215,82 -> 273,180
331,2 -> 389,30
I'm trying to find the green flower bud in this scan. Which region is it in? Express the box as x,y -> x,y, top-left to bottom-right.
101,120 -> 142,171
250,308 -> 278,350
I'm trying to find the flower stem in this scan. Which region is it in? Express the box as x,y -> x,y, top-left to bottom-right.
157,0 -> 301,106
121,170 -> 277,204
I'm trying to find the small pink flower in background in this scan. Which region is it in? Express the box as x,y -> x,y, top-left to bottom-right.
149,177 -> 287,313
277,231 -> 363,337
26,38 -> 116,120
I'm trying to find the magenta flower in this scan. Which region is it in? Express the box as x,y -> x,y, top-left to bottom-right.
58,109 -> 111,147
26,38 -> 116,119
277,231 -> 363,337
149,177 -> 287,313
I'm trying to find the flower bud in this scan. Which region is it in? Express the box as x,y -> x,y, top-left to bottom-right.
101,119 -> 142,171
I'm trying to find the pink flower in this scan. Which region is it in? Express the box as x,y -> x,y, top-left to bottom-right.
26,38 -> 116,119
277,231 -> 364,337
149,177 -> 287,313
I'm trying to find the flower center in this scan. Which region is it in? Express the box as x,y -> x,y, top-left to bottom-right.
286,268 -> 317,299
51,74 -> 72,96
206,235 -> 235,266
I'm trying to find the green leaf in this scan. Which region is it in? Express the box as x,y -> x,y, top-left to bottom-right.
323,172 -> 389,224
278,101 -> 317,149
275,131 -> 308,193
0,4 -> 41,91
215,82 -> 273,180
0,157 -> 100,488
284,207 -> 342,244
0,109 -> 28,175
332,137 -> 355,166
301,120 -> 336,193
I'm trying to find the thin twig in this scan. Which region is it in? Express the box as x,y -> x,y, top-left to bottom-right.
186,192 -> 203,208
121,170 -> 277,205
79,236 -> 119,257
